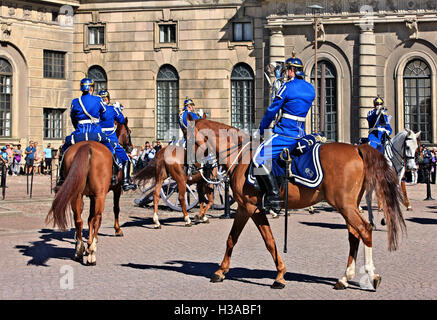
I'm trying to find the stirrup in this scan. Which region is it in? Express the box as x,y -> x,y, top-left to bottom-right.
261,194 -> 282,212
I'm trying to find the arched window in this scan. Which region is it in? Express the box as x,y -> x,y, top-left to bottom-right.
404,59 -> 432,143
88,65 -> 107,94
231,63 -> 254,132
311,60 -> 337,142
156,65 -> 179,140
0,58 -> 12,137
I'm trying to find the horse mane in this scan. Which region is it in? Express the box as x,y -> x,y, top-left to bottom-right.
195,118 -> 251,141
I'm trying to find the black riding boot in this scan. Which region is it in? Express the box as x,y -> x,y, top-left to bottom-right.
122,161 -> 137,191
256,170 -> 282,211
55,158 -> 65,190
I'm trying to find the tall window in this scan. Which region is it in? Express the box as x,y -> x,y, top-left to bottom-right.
0,58 -> 12,137
404,59 -> 432,143
156,65 -> 179,140
311,61 -> 337,141
43,108 -> 64,139
88,66 -> 107,94
43,50 -> 65,79
231,63 -> 254,132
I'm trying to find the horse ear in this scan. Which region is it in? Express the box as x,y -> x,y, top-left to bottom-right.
202,113 -> 207,119
416,131 -> 421,138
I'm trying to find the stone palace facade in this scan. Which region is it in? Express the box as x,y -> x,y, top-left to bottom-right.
1,0 -> 436,148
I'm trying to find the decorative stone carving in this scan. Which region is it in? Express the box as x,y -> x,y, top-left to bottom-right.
406,18 -> 418,39
1,23 -> 12,39
8,3 -> 17,16
314,19 -> 325,42
23,6 -> 32,19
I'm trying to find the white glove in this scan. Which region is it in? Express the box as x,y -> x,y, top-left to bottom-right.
113,101 -> 123,110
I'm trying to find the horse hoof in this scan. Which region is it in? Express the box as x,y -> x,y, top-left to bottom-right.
73,256 -> 83,263
185,223 -> 193,227
115,230 -> 124,237
333,281 -> 347,290
86,261 -> 96,266
407,206 -> 413,211
154,225 -> 162,229
381,218 -> 386,226
271,281 -> 285,289
210,274 -> 224,283
373,275 -> 382,291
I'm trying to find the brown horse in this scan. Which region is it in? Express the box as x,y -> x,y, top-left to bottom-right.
134,144 -> 214,228
46,120 -> 133,265
191,116 -> 406,290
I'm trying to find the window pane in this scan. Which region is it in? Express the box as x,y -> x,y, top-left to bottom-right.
231,63 -> 254,132
243,23 -> 252,41
0,59 -> 12,137
43,50 -> 65,79
43,109 -> 64,139
233,23 -> 243,41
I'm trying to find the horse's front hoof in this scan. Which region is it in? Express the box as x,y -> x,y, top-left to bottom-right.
210,273 -> 224,283
271,281 -> 285,289
115,230 -> 124,237
154,225 -> 162,229
333,281 -> 347,290
73,255 -> 83,263
86,261 -> 96,266
372,275 -> 382,291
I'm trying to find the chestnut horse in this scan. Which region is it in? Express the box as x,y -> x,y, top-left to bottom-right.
134,145 -> 214,228
191,116 -> 406,290
46,120 -> 133,265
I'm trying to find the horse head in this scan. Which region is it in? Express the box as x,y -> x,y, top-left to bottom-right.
404,129 -> 421,171
116,117 -> 133,154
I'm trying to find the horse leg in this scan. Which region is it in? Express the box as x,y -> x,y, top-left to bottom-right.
87,195 -> 104,266
200,185 -> 214,223
86,196 -> 96,257
195,183 -> 211,224
251,208 -> 287,289
176,180 -> 192,227
341,205 -> 381,291
401,180 -> 412,211
366,189 -> 376,230
334,224 -> 360,289
152,179 -> 164,229
211,205 -> 250,283
72,195 -> 85,263
113,186 -> 124,236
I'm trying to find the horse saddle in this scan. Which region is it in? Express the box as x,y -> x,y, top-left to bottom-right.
247,134 -> 326,190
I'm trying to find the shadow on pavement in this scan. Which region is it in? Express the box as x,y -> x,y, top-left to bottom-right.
121,260 -> 339,288
121,215 -> 203,229
406,217 -> 437,225
299,221 -> 346,230
15,228 -> 76,266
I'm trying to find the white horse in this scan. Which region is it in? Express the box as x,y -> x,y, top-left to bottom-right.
366,129 -> 421,228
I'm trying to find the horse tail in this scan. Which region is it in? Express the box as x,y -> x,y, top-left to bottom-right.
46,144 -> 92,231
133,154 -> 158,186
358,144 -> 407,251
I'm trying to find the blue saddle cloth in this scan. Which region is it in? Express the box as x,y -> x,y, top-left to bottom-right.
247,134 -> 325,189
65,132 -> 110,146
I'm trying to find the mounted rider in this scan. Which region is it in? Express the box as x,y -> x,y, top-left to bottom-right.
367,96 -> 393,154
57,78 -> 114,188
179,98 -> 201,139
253,56 -> 316,211
99,89 -> 137,191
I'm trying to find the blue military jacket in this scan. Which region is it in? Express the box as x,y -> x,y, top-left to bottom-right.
179,109 -> 200,130
259,78 -> 315,137
70,93 -> 106,131
367,108 -> 393,139
100,103 -> 125,133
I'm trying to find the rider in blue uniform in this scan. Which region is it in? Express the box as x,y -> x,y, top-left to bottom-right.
179,98 -> 201,135
253,56 -> 315,210
57,78 -> 113,188
99,89 -> 137,191
367,96 -> 392,154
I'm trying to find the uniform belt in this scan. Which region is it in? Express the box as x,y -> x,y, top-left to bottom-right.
281,113 -> 306,122
78,119 -> 99,125
369,127 -> 389,133
102,127 -> 115,132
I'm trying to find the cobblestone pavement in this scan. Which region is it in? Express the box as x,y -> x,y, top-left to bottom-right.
0,174 -> 436,300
